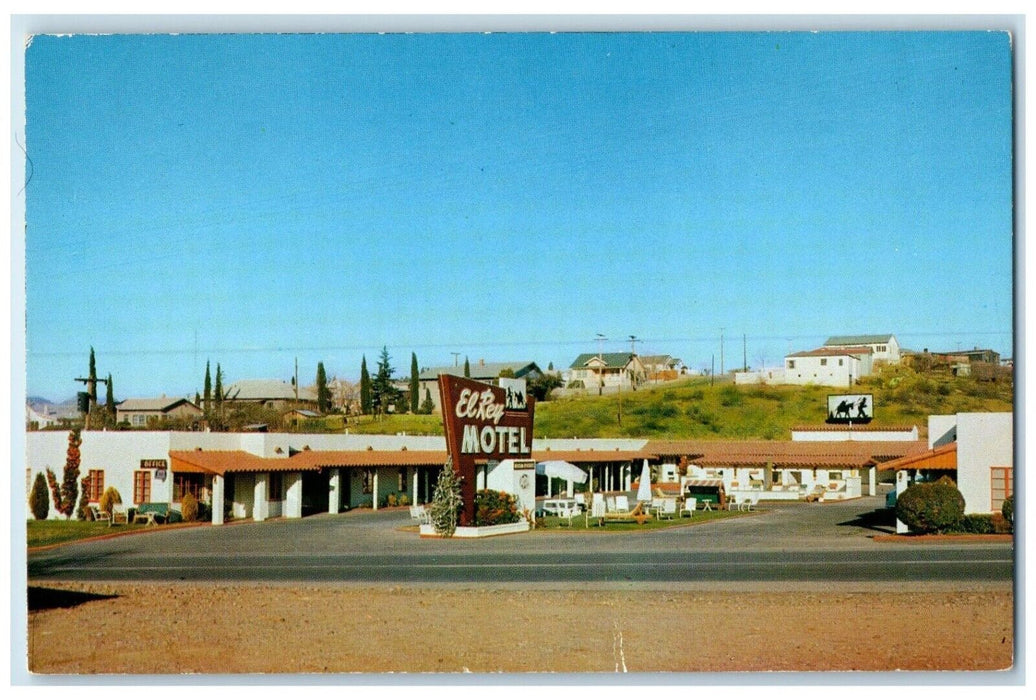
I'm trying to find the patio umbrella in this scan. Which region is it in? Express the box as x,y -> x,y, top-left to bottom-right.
535,460 -> 588,484
636,459 -> 652,502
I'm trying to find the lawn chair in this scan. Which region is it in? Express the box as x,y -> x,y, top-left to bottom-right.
606,495 -> 617,512
658,498 -> 677,520
557,503 -> 579,527
574,493 -> 586,512
741,495 -> 757,512
110,503 -> 129,526
409,505 -> 431,525
88,505 -> 110,525
680,498 -> 696,517
615,495 -> 630,512
651,497 -> 664,517
586,496 -> 606,527
726,496 -> 739,511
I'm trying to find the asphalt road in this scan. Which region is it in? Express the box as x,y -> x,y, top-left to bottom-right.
27,497 -> 1014,587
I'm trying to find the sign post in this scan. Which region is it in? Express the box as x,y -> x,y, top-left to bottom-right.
438,374 -> 535,526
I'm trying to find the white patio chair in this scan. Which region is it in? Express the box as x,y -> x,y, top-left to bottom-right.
574,493 -> 586,511
557,503 -> 579,526
606,496 -> 617,512
658,498 -> 677,520
726,496 -> 739,511
585,497 -> 606,527
680,498 -> 696,517
615,495 -> 630,512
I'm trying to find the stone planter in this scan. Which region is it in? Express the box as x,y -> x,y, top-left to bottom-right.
419,520 -> 530,538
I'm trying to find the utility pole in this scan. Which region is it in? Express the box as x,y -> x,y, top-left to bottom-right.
596,333 -> 606,396
720,327 -> 725,376
743,333 -> 747,373
74,375 -> 108,430
451,352 -> 460,367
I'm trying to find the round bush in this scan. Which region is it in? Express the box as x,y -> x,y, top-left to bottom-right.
1001,495 -> 1013,525
474,489 -> 521,527
180,492 -> 199,522
959,514 -> 995,534
895,477 -> 965,534
99,486 -> 122,517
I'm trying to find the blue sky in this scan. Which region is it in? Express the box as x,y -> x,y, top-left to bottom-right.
22,31 -> 1013,401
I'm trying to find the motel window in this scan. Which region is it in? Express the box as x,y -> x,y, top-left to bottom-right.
174,473 -> 204,502
839,359 -> 844,366
361,469 -> 373,494
786,360 -> 795,369
87,469 -> 105,502
398,467 -> 407,492
133,471 -> 151,504
268,473 -> 283,501
990,467 -> 1013,512
820,359 -> 827,366
877,345 -> 886,352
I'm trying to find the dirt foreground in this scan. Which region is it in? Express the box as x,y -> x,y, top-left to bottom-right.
25,582 -> 1013,675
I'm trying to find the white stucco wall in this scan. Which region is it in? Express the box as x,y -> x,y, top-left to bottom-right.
954,413 -> 1013,514
783,355 -> 860,387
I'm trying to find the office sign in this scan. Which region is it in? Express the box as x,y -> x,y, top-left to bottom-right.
439,374 -> 535,525
826,393 -> 874,424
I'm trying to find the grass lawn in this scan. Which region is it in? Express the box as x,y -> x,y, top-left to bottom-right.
27,519 -> 151,548
536,507 -> 750,531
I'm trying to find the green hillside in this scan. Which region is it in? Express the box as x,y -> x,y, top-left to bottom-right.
536,365 -> 1013,440
344,364 -> 1013,440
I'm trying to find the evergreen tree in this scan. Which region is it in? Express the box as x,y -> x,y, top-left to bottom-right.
409,353 -> 420,414
316,362 -> 331,413
464,356 -> 471,378
203,361 -> 212,412
214,363 -> 224,412
105,373 -> 115,424
360,355 -> 372,415
30,472 -> 50,520
371,346 -> 400,415
88,347 -> 98,404
57,430 -> 81,519
420,387 -> 435,414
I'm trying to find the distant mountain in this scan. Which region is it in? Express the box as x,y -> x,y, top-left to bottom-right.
27,396 -> 53,406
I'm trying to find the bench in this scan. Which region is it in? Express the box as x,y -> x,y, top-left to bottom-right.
133,502 -> 170,526
110,503 -> 129,526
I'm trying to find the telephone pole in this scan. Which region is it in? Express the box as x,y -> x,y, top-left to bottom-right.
720,327 -> 725,376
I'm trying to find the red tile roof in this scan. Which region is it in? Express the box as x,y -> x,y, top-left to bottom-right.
876,443 -> 957,471
644,439 -> 927,469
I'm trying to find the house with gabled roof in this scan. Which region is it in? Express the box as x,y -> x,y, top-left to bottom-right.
568,353 -> 647,391
824,334 -> 900,365
783,346 -> 874,387
416,360 -> 543,413
639,354 -> 685,381
116,396 -> 204,428
223,379 -> 317,409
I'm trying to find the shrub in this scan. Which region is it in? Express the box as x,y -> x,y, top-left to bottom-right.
181,492 -> 199,522
429,460 -> 463,537
397,492 -> 410,507
386,492 -> 398,507
958,514 -> 995,534
473,489 -> 521,527
895,477 -> 965,534
99,486 -> 122,517
29,472 -> 50,520
1001,495 -> 1013,526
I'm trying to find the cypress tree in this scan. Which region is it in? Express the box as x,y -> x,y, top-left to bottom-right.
30,472 -> 50,520
316,362 -> 331,413
464,356 -> 470,378
360,356 -> 372,415
410,353 -> 420,414
214,363 -> 224,412
105,373 -> 115,423
88,347 -> 98,403
203,361 -> 212,412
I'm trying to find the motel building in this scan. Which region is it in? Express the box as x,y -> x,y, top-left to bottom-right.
26,425 -> 957,524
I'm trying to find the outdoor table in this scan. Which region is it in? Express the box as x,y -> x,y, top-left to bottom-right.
700,501 -> 713,512
541,498 -> 578,516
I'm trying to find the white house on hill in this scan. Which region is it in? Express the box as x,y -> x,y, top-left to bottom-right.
824,334 -> 900,365
783,346 -> 873,387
